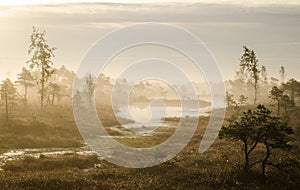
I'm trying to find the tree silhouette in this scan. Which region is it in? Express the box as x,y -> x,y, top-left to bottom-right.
238,95 -> 248,107
15,67 -> 34,104
220,108 -> 263,174
48,82 -> 60,105
0,78 -> 17,122
269,86 -> 283,116
259,111 -> 293,180
281,94 -> 294,119
270,77 -> 279,87
27,26 -> 56,110
226,91 -> 235,108
260,65 -> 268,85
220,105 -> 294,178
73,90 -> 82,106
283,79 -> 300,103
279,66 -> 286,84
84,73 -> 96,105
240,46 -> 260,105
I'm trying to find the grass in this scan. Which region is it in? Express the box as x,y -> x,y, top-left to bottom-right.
2,154 -> 101,172
0,104 -> 299,189
1,137 -> 299,189
0,117 -> 83,150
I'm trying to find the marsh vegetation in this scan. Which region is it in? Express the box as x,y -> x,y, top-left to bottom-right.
0,27 -> 299,190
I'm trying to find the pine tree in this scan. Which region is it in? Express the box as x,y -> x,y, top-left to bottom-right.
0,78 -> 17,122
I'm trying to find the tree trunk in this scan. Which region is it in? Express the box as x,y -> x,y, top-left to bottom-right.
41,82 -> 44,109
262,161 -> 266,182
284,102 -> 287,116
262,142 -> 270,183
24,84 -> 28,105
52,93 -> 55,105
41,64 -> 45,110
254,81 -> 257,105
46,94 -> 50,106
277,99 -> 280,117
291,89 -> 295,103
244,142 -> 249,175
5,93 -> 8,122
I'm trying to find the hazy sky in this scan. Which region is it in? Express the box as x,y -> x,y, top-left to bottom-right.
1,0 -> 300,6
0,0 -> 299,82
